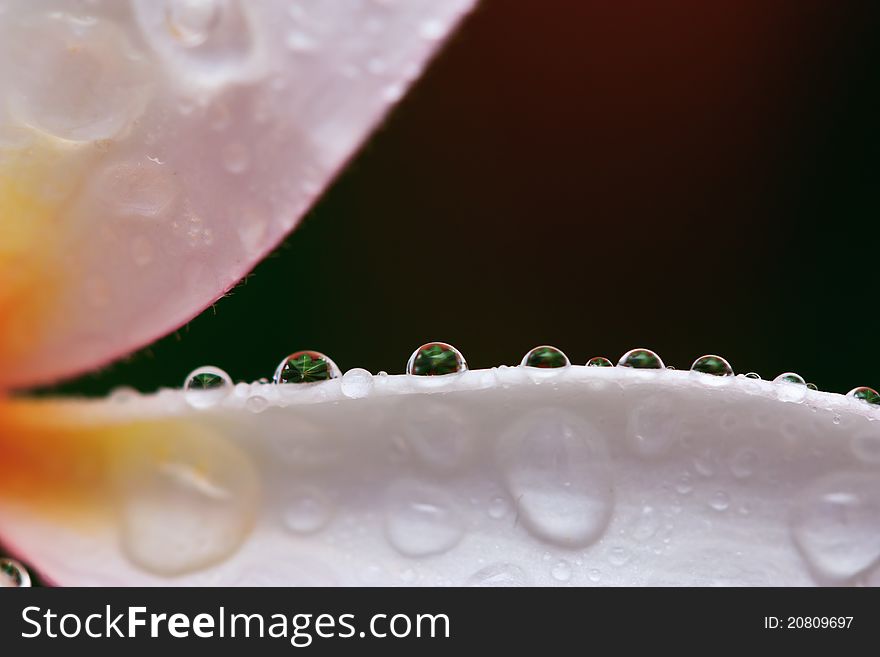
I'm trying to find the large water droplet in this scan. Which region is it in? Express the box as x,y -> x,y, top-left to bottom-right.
521,345 -> 570,368
0,558 -> 31,587
774,372 -> 807,402
384,480 -> 464,557
847,386 -> 880,406
117,426 -> 258,576
618,348 -> 664,369
406,342 -> 467,376
281,486 -> 333,535
183,365 -> 232,408
274,351 -> 341,384
466,563 -> 530,587
498,409 -> 613,548
340,368 -> 374,399
586,356 -> 613,367
165,0 -> 221,47
791,472 -> 880,583
690,354 -> 734,377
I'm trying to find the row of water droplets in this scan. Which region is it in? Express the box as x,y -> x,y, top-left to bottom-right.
182,343 -> 880,410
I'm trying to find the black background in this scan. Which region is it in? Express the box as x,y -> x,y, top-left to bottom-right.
40,0 -> 880,397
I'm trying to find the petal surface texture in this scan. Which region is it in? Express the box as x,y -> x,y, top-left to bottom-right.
2,368 -> 880,586
0,0 -> 474,388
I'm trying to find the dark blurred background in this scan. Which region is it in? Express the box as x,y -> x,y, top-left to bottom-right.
42,0 -> 879,397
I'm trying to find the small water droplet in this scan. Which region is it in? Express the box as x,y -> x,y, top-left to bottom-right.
110,386 -> 138,404
281,486 -> 333,534
221,141 -> 249,174
488,496 -> 509,519
385,480 -> 463,557
551,560 -> 572,582
675,472 -> 694,495
466,563 -> 529,587
588,568 -> 602,582
183,366 -> 232,408
832,413 -> 841,425
847,386 -> 880,406
775,372 -> 806,385
521,345 -> 570,368
618,348 -> 664,369
245,394 -> 268,413
791,472 -> 880,583
744,372 -> 762,379
730,449 -> 759,479
165,0 -> 221,47
690,354 -> 734,377
499,409 -> 614,548
586,356 -> 613,367
274,351 -> 340,384
609,546 -> 629,566
341,368 -> 374,399
0,558 -> 31,587
709,490 -> 730,511
406,342 -> 467,376
806,382 -> 819,391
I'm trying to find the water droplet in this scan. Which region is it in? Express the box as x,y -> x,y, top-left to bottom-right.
609,546 -> 629,566
806,382 -> 819,391
618,348 -> 664,369
774,372 -> 807,402
221,141 -> 250,174
245,394 -> 268,413
690,354 -> 734,377
165,0 -> 221,47
588,568 -> 602,582
847,386 -> 880,406
97,161 -> 177,219
274,351 -> 341,384
521,345 -> 570,368
498,409 -> 614,548
832,413 -> 841,425
709,491 -> 730,511
110,386 -> 138,404
744,372 -> 762,379
627,394 -> 680,458
551,560 -> 572,582
281,486 -> 333,534
0,558 -> 31,587
587,356 -> 613,367
488,496 -> 509,519
466,563 -> 529,587
183,366 -> 232,408
730,449 -> 759,479
632,506 -> 659,541
384,480 -> 463,557
117,426 -> 258,576
406,342 -> 467,376
791,472 -> 880,583
341,368 -> 374,399
666,365 -> 676,370
675,472 -> 694,495
400,398 -> 472,473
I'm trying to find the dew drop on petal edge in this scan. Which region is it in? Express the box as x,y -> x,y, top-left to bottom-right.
406,342 -> 467,376
274,351 -> 341,384
744,372 -> 762,380
806,382 -> 819,391
586,356 -> 613,367
847,386 -> 880,406
183,366 -> 233,408
521,345 -> 570,368
690,355 -> 734,377
618,348 -> 664,369
0,558 -> 31,588
774,372 -> 806,386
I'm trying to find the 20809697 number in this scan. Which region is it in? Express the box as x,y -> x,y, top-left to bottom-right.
787,617 -> 853,629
